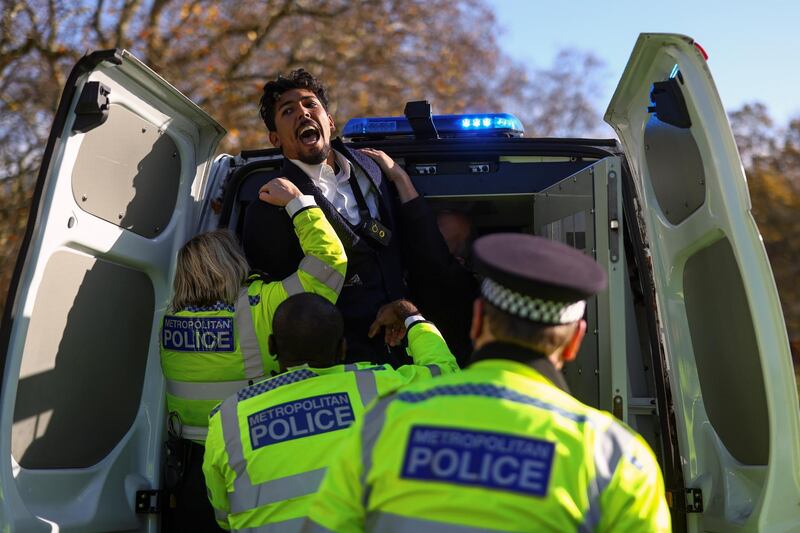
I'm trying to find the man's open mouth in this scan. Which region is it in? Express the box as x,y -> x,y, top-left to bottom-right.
297,123 -> 321,146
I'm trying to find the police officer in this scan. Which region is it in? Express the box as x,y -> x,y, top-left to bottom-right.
203,295 -> 458,532
303,234 -> 671,532
160,178 -> 346,531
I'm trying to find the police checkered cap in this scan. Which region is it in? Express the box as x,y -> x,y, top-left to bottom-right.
481,278 -> 586,324
473,233 -> 606,324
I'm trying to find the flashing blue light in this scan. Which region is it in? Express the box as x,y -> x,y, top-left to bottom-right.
342,112 -> 524,138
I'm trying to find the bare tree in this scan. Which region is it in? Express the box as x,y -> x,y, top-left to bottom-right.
729,102 -> 776,167
515,49 -> 606,138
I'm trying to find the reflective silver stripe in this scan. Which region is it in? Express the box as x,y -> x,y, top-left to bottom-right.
220,394 -> 249,501
236,289 -> 266,380
299,255 -> 345,294
282,272 -> 305,296
299,520 -> 336,533
229,468 -> 326,514
240,517 -> 305,532
213,506 -> 228,524
365,511 -> 498,532
180,424 -> 208,441
344,364 -> 357,371
578,418 -> 636,533
354,370 -> 379,407
426,364 -> 441,377
360,396 -> 393,508
166,378 -> 251,401
221,393 -> 326,515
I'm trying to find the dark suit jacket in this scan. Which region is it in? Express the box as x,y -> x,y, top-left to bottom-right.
242,138 -> 407,364
399,197 -> 479,365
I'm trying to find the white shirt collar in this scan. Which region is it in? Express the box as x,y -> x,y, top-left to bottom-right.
290,150 -> 350,185
289,149 -> 380,225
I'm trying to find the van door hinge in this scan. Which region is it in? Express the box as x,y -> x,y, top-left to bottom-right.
667,488 -> 703,513
135,489 -> 163,514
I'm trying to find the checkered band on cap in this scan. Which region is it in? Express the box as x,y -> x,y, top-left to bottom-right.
481,278 -> 586,324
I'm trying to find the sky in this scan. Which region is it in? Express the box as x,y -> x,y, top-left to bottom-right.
488,0 -> 799,129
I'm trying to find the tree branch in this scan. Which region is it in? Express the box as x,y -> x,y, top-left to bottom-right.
114,0 -> 142,48
90,0 -> 108,48
222,0 -> 293,80
143,0 -> 169,63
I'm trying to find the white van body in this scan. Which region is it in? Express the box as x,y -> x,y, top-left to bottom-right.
0,34 -> 797,532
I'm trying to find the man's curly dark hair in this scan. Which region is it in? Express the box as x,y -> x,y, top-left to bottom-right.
259,69 -> 329,132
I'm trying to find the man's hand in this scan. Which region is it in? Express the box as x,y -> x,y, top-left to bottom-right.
258,177 -> 302,207
360,148 -> 419,203
368,299 -> 420,347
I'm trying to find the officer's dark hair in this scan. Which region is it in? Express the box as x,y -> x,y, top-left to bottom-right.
259,69 -> 329,132
270,293 -> 345,369
482,301 -> 578,354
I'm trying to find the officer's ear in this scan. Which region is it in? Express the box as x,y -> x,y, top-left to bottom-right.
470,298 -> 485,342
561,320 -> 587,363
268,334 -> 278,357
336,337 -> 347,364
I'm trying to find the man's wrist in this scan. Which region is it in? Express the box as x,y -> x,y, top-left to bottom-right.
394,177 -> 419,204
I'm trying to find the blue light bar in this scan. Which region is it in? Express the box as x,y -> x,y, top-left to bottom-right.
343,113 -> 524,139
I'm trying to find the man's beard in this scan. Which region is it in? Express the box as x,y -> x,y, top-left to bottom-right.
299,140 -> 332,165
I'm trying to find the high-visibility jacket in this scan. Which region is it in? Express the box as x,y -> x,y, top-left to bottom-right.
304,346 -> 671,533
160,197 -> 347,442
203,320 -> 459,532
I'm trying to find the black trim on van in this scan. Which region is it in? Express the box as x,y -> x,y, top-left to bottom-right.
0,49 -> 123,386
218,159 -> 283,228
220,138 -> 621,227
620,160 -> 687,531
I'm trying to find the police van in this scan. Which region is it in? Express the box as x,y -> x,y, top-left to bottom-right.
1,33 -> 797,532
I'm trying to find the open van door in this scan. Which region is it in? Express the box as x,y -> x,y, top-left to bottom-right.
606,33 -> 800,531
0,50 -> 224,531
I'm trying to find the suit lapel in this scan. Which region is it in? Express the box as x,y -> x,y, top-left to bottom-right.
334,138 -> 396,228
279,160 -> 319,197
280,160 -> 361,249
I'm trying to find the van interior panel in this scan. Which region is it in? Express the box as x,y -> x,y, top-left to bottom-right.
12,251 -> 153,468
71,104 -> 181,239
643,113 -> 706,225
683,237 -> 770,466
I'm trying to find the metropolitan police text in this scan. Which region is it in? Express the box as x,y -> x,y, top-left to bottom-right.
162,316 -> 235,352
248,392 -> 355,450
401,426 -> 555,497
